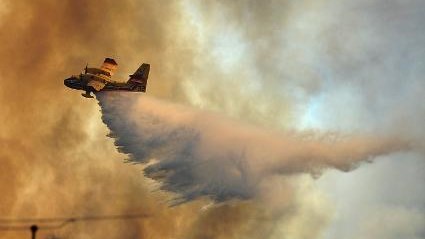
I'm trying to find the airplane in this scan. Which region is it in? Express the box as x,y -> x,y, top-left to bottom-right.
64,58 -> 150,98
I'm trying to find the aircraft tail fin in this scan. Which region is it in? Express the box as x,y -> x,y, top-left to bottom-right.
128,63 -> 150,92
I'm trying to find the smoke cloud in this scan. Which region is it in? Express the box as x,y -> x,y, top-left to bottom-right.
1,0 -> 424,238
0,0 -> 200,238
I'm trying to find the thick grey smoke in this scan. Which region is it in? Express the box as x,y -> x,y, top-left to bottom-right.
97,92 -> 408,204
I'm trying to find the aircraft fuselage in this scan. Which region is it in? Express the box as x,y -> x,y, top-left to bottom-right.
64,73 -> 146,98
64,74 -> 144,92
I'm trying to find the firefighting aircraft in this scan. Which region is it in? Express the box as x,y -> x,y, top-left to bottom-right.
64,58 -> 150,98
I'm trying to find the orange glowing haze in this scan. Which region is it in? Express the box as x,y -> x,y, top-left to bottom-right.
0,1 -> 424,239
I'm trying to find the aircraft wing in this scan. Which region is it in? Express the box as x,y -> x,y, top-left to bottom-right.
87,80 -> 106,91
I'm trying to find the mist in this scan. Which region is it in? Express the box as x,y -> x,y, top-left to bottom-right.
97,92 -> 409,204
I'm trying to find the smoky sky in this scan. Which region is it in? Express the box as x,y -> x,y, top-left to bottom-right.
0,1 -> 202,239
1,0 -> 424,239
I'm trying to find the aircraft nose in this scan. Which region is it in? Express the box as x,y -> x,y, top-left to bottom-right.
64,76 -> 78,88
64,78 -> 71,87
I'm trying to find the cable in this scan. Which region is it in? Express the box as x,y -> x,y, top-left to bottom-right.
0,213 -> 149,231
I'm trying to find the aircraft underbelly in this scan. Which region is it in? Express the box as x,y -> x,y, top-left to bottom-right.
102,83 -> 133,91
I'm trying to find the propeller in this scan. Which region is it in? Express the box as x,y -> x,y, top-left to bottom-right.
84,63 -> 88,74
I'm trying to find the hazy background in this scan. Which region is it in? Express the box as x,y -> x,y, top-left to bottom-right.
0,0 -> 424,238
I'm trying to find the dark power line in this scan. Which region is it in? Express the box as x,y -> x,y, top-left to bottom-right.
0,213 -> 150,239
0,213 -> 149,226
